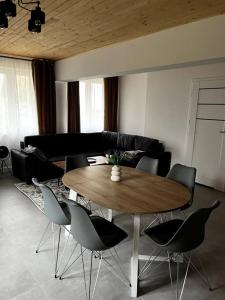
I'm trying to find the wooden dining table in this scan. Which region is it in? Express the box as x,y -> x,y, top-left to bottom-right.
62,165 -> 191,298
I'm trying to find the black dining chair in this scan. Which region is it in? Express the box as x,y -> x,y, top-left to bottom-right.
65,154 -> 89,173
0,145 -> 11,174
141,201 -> 220,300
59,200 -> 130,300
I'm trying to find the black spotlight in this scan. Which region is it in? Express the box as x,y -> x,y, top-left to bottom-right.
2,0 -> 16,18
0,12 -> 8,29
28,18 -> 41,33
31,5 -> 45,26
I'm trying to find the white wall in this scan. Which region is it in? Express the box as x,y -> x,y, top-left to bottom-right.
55,14 -> 225,81
119,73 -> 147,135
119,62 -> 225,165
55,82 -> 68,133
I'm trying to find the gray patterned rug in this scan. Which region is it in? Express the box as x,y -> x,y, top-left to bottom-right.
15,179 -> 69,213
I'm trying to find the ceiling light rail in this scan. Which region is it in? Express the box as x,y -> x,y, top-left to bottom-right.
0,0 -> 45,33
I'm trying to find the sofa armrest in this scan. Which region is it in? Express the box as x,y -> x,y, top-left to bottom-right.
11,149 -> 64,184
11,149 -> 33,183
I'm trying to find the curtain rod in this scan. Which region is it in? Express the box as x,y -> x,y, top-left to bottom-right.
0,55 -> 32,62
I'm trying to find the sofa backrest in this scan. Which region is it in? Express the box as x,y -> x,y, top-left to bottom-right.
24,133 -> 103,158
24,131 -> 163,158
134,135 -> 161,152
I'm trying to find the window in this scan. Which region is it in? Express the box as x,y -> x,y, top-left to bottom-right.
0,58 -> 38,149
79,78 -> 104,132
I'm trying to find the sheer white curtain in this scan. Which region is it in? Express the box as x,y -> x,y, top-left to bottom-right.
0,58 -> 38,150
79,78 -> 104,133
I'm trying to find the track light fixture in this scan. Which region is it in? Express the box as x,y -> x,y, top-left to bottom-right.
0,0 -> 45,33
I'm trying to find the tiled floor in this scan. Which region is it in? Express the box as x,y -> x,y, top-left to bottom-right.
0,174 -> 225,300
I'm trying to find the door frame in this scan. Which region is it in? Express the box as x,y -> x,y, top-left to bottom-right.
184,76 -> 225,166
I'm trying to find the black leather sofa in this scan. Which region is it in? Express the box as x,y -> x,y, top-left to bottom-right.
11,131 -> 171,184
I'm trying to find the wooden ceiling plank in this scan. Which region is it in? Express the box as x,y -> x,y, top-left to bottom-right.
0,0 -> 225,59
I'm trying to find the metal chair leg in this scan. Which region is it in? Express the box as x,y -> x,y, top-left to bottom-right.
176,261 -> 180,300
91,253 -> 102,300
140,215 -> 161,235
184,254 -> 213,291
138,247 -> 162,279
178,254 -> 192,300
167,251 -> 173,287
108,247 -> 130,285
196,256 -> 213,291
54,226 -> 62,278
3,160 -> 11,175
36,221 -> 51,253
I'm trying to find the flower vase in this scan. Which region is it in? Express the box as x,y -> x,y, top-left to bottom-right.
111,165 -> 121,182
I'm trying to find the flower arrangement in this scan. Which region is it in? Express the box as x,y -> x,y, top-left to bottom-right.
107,152 -> 122,166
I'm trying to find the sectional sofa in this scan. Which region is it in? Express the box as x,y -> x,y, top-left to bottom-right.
11,131 -> 171,184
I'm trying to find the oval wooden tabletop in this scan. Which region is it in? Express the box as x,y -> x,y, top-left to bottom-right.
62,165 -> 191,214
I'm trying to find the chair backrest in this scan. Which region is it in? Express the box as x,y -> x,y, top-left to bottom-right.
167,164 -> 196,204
65,154 -> 89,173
68,203 -> 107,251
0,146 -> 9,160
136,156 -> 159,175
167,200 -> 220,253
32,178 -> 70,225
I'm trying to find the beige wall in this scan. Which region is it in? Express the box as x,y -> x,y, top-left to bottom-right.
119,62 -> 225,165
118,73 -> 147,135
55,14 -> 225,81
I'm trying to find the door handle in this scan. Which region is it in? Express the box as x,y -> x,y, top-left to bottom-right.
220,131 -> 225,133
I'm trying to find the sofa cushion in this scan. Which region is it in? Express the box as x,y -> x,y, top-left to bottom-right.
134,135 -> 159,152
122,150 -> 144,160
117,133 -> 135,151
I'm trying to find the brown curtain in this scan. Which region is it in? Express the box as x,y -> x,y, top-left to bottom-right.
32,59 -> 56,134
104,76 -> 119,132
67,81 -> 80,133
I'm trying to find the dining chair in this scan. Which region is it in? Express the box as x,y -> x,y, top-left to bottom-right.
0,145 -> 11,174
136,156 -> 162,232
141,200 -> 220,300
136,156 -> 159,175
65,154 -> 107,218
167,164 -> 196,211
65,154 -> 89,173
32,177 -> 90,278
59,200 -> 130,300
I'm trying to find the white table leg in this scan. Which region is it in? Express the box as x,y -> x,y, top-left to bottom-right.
69,189 -> 77,201
108,209 -> 113,221
131,214 -> 140,298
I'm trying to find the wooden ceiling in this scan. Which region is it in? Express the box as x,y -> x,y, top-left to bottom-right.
0,0 -> 225,60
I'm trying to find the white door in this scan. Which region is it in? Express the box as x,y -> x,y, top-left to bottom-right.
192,119 -> 225,190
191,83 -> 225,191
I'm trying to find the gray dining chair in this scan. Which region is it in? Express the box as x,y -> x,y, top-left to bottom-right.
136,156 -> 161,232
65,154 -> 106,217
136,156 -> 159,175
141,200 -> 220,300
59,200 -> 129,300
144,163 -> 197,232
32,178 -> 90,278
167,164 -> 196,210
